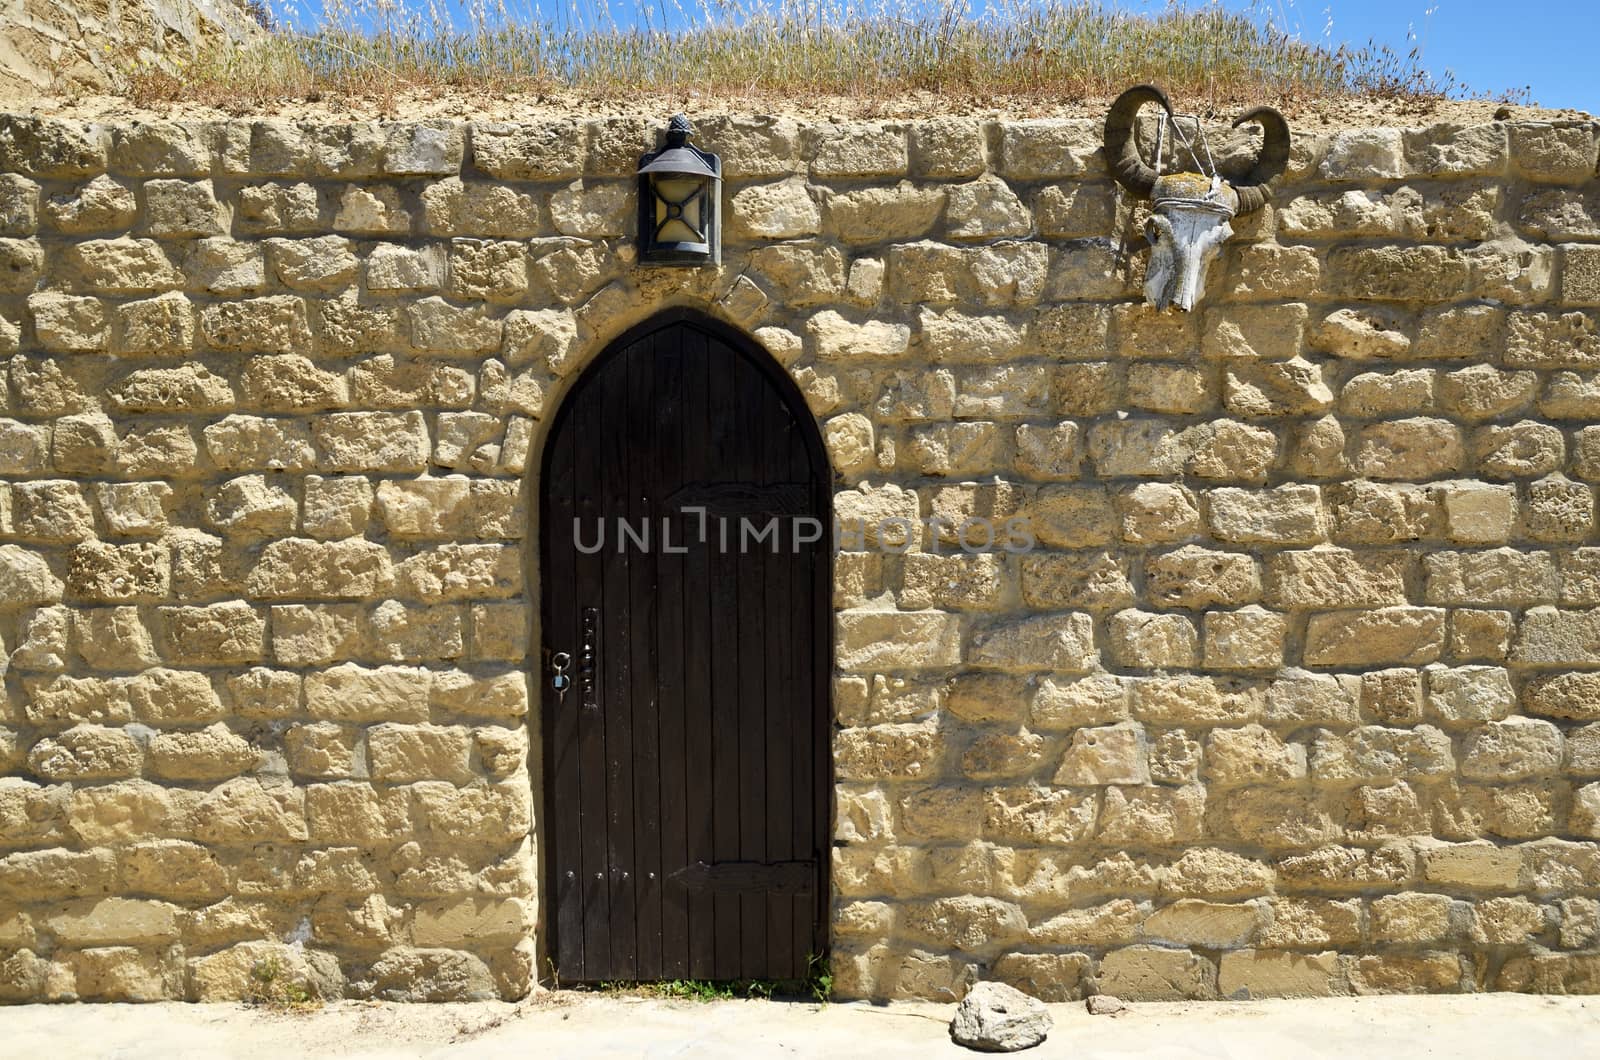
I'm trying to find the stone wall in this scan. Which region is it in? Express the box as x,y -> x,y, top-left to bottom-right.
0,110 -> 1599,1003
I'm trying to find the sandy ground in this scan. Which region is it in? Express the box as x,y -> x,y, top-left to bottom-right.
2,992 -> 1598,1059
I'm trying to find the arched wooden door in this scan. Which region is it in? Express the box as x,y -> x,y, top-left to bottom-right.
540,310 -> 831,984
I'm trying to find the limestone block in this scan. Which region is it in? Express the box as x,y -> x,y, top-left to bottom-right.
203,415 -> 315,472
0,547 -> 59,605
1438,364 -> 1537,421
1096,945 -> 1216,1001
810,124 -> 907,178
1108,610 -> 1197,669
1473,421 -> 1564,479
74,607 -> 160,670
26,725 -> 142,781
368,601 -> 465,662
1260,902 -> 1356,953
305,782 -> 409,845
313,411 -> 430,473
997,120 -> 1099,180
1504,309 -> 1600,369
968,614 -> 1095,673
230,669 -> 304,717
189,940 -> 342,1002
1318,129 -> 1405,180
727,178 -> 820,241
1035,183 -> 1115,239
200,295 -> 312,352
159,602 -> 267,664
28,292 -> 105,352
1098,784 -> 1205,845
1201,608 -> 1287,671
1461,717 -> 1563,781
143,179 -> 226,238
366,243 -> 445,293
835,611 -> 962,672
1055,722 -> 1149,786
1182,420 -> 1277,483
1030,899 -> 1143,947
410,779 -> 530,844
1512,607 -> 1600,666
984,786 -> 1096,845
990,952 -> 1090,1003
470,121 -> 586,180
1206,485 -> 1325,545
147,723 -> 257,781
945,175 -> 1030,240
0,173 -> 40,236
807,309 -> 909,361
1132,675 -> 1263,726
1224,357 -> 1332,418
1267,549 -> 1408,609
1031,675 -> 1128,729
67,542 -> 170,603
1403,123 -> 1507,176
193,778 -> 306,844
284,722 -> 357,779
1143,899 -> 1260,949
394,544 -> 521,602
1206,725 -> 1306,785
1304,608 -> 1445,668
247,539 -> 393,600
47,898 -> 179,947
1029,485 -> 1115,548
420,179 -> 542,237
1219,950 -> 1339,999
1145,545 -> 1260,610
45,175 -> 136,233
1116,483 -> 1200,544
368,723 -> 473,784
1200,304 -> 1307,360
1425,666 -> 1516,727
1019,552 -> 1133,611
903,118 -> 985,179
1511,123 -> 1600,183
1310,725 -> 1453,783
305,664 -> 430,722
1423,548 -> 1557,607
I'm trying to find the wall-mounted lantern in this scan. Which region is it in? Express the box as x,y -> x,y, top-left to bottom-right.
637,114 -> 721,267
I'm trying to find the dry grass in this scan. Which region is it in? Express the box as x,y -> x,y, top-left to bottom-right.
125,0 -> 1516,113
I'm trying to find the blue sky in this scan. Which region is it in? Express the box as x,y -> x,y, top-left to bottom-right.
1212,0 -> 1594,110
269,0 -> 1594,111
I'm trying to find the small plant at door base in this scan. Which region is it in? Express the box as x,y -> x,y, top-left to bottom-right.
589,965 -> 832,1004
805,953 -> 834,1005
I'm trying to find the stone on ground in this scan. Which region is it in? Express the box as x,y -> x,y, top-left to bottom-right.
949,981 -> 1051,1052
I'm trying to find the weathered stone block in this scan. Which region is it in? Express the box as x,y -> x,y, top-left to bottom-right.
1305,608 -> 1445,668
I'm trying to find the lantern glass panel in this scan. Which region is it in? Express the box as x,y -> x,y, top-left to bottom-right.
653,176 -> 706,243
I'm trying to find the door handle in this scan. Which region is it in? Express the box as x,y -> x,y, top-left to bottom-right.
549,651 -> 572,706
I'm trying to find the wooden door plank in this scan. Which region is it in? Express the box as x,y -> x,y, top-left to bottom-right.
707,338 -> 743,981
545,388 -> 585,981
764,396 -> 798,980
734,356 -> 768,980
629,337 -> 664,981
601,344 -> 639,980
680,326 -> 717,980
573,373 -> 613,981
656,325 -> 690,979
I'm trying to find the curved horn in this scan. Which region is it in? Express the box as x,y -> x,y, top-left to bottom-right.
1103,83 -> 1173,198
1227,105 -> 1291,215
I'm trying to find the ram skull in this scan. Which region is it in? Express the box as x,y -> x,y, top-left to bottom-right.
1104,84 -> 1291,312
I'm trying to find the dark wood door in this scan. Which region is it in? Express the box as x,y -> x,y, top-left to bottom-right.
541,310 -> 831,984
